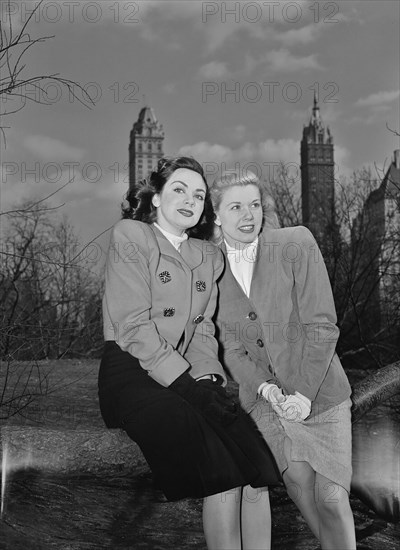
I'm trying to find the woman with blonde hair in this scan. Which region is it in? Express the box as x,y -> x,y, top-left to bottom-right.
210,169 -> 356,549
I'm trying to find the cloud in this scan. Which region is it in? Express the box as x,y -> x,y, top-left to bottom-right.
275,23 -> 324,47
162,82 -> 177,94
229,125 -> 247,142
355,90 -> 400,108
333,145 -> 351,178
0,163 -> 129,250
135,0 -> 200,20
264,49 -> 324,72
199,0 -> 318,53
197,61 -> 231,79
178,136 -> 352,183
23,135 -> 86,162
178,138 -> 301,182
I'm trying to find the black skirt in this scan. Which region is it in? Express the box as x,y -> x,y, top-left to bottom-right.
98,341 -> 280,501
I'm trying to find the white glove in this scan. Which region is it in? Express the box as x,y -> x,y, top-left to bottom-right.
279,391 -> 311,422
258,383 -> 285,414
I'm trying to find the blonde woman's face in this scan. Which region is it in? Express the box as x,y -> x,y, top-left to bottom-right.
215,184 -> 263,247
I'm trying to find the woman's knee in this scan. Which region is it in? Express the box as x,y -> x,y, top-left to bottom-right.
204,487 -> 243,511
242,485 -> 269,505
283,461 -> 315,493
315,482 -> 350,518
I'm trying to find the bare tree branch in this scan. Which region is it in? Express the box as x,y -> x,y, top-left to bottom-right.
0,0 -> 95,138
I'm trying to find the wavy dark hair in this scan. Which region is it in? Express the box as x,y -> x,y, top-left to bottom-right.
121,156 -> 215,240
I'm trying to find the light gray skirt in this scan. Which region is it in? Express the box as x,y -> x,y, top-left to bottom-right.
250,398 -> 352,492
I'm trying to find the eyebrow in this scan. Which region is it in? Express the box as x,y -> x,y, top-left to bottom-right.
171,180 -> 206,194
227,199 -> 259,206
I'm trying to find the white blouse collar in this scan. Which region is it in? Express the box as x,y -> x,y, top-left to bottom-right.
225,237 -> 259,259
154,223 -> 188,251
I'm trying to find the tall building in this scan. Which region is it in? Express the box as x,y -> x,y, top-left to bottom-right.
129,105 -> 165,190
300,92 -> 335,247
351,149 -> 400,334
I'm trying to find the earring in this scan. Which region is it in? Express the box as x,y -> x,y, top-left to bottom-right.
214,219 -> 221,226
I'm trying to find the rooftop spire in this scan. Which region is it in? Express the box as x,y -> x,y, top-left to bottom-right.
311,89 -> 321,124
314,89 -> 318,107
302,93 -> 333,144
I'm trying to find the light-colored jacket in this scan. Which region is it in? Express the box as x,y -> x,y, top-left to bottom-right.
103,219 -> 226,386
216,225 -> 351,417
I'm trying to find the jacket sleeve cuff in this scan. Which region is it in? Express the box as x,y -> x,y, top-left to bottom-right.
147,351 -> 190,387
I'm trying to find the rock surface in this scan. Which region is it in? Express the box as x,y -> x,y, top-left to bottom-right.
1,425 -> 145,474
0,359 -> 399,549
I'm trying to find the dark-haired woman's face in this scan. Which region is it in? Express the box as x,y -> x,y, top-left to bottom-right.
152,168 -> 206,235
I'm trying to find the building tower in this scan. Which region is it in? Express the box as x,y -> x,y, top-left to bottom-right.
129,105 -> 165,190
351,149 -> 400,336
300,92 -> 335,247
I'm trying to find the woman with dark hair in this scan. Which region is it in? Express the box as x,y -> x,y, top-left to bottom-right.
210,170 -> 356,549
98,157 -> 279,549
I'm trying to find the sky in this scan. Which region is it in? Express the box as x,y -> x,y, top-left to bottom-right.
0,0 -> 399,257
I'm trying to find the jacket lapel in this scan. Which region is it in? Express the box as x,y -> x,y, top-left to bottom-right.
220,242 -> 249,299
249,239 -> 264,302
179,239 -> 203,270
249,228 -> 277,304
220,234 -> 270,304
150,224 -> 203,270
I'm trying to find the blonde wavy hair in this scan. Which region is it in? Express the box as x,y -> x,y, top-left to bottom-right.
209,170 -> 280,245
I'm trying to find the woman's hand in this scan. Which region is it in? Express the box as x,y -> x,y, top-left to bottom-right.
258,383 -> 286,415
277,391 -> 311,422
169,373 -> 238,425
259,383 -> 311,422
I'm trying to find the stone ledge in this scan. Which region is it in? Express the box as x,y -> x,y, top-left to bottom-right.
1,363 -> 399,478
1,426 -> 146,474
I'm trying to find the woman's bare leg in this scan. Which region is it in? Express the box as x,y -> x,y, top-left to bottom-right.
282,437 -> 320,540
315,473 -> 356,550
241,485 -> 272,549
202,488 -> 242,550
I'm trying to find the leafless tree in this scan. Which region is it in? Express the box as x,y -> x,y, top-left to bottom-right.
1,202 -> 103,360
0,202 -> 104,419
0,0 -> 93,141
0,0 -> 102,419
268,164 -> 400,368
268,162 -> 302,228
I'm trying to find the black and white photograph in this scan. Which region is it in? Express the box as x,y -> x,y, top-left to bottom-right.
0,1 -> 399,548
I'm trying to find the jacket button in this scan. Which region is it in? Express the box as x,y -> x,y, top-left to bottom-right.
249,311 -> 257,320
256,339 -> 264,348
193,314 -> 204,324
